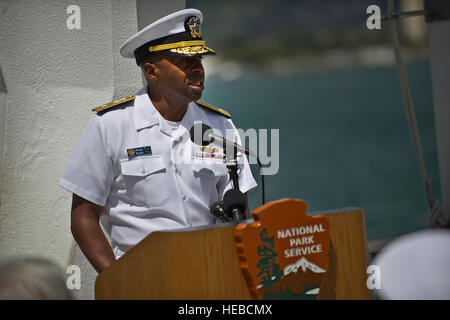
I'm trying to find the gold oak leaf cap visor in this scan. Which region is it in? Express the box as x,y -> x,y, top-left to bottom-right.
119,8 -> 216,65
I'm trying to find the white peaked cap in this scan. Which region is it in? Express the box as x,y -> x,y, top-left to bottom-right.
373,229 -> 450,300
120,8 -> 215,61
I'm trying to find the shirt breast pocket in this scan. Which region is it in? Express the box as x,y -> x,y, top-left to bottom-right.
120,155 -> 169,207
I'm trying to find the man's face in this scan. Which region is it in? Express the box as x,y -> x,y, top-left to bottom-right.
152,54 -> 205,102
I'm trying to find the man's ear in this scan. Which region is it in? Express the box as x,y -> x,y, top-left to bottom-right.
142,62 -> 159,82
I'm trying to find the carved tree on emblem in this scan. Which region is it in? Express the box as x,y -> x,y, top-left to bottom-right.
257,228 -> 283,295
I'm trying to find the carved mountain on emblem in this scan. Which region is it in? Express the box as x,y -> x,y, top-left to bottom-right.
257,257 -> 326,298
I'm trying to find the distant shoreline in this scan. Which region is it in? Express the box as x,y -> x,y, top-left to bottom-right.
204,46 -> 428,80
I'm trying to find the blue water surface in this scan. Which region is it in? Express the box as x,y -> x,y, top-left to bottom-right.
201,60 -> 441,240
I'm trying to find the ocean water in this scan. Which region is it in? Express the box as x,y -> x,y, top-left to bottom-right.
201,60 -> 441,241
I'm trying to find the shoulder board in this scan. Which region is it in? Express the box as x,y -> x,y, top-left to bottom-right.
195,100 -> 231,119
92,95 -> 135,113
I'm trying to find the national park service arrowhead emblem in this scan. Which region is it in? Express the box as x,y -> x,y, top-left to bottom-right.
235,199 -> 330,300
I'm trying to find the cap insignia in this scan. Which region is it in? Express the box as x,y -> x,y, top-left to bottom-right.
186,16 -> 202,39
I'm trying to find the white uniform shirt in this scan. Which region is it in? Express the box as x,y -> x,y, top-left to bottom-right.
59,87 -> 257,257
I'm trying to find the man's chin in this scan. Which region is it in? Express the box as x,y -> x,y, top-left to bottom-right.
190,91 -> 203,101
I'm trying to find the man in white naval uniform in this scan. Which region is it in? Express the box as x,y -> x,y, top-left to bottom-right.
59,9 -> 257,273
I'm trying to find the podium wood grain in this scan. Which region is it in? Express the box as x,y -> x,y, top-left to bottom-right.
95,225 -> 252,299
318,208 -> 372,299
95,206 -> 371,299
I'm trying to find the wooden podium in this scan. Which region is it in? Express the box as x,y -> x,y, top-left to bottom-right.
95,199 -> 371,299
